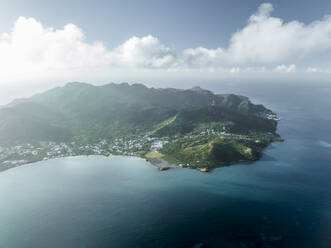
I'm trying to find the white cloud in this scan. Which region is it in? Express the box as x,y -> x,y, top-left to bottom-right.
182,47 -> 225,68
306,67 -> 324,73
2,3 -> 331,103
307,67 -> 318,72
193,2 -> 331,66
125,2 -> 331,68
0,17 -> 111,74
110,35 -> 176,68
274,64 -> 296,73
230,67 -> 240,73
2,3 -> 331,78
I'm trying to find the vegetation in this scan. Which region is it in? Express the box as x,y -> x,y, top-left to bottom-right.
160,130 -> 281,170
0,82 -> 282,171
145,151 -> 164,159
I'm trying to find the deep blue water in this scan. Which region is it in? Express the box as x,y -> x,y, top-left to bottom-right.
1,81 -> 331,248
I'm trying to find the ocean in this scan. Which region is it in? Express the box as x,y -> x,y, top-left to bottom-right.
0,81 -> 331,247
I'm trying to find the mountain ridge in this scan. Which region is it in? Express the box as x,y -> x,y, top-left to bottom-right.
0,82 -> 281,171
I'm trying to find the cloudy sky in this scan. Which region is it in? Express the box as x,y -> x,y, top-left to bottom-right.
1,0 -> 331,103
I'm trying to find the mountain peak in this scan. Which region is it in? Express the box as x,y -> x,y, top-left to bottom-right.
190,86 -> 204,91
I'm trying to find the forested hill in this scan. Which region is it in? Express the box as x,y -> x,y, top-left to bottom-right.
0,82 -> 277,144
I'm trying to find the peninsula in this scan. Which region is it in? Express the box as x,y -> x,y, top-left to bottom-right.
0,82 -> 282,172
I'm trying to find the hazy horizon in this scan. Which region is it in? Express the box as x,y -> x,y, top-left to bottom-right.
1,0 -> 331,104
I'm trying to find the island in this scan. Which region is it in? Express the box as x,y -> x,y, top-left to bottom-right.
0,82 -> 282,172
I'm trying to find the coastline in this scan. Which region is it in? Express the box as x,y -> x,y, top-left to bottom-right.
0,150 -> 265,173
0,135 -> 283,173
0,153 -> 180,173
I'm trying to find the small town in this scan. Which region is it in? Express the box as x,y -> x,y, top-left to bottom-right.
0,133 -> 169,170
0,126 -> 268,171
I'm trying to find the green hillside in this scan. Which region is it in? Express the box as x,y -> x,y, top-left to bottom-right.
0,82 -> 282,171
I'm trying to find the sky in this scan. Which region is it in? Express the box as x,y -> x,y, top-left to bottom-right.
1,0 -> 331,104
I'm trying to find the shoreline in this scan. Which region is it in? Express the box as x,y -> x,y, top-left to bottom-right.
0,137 -> 283,173
0,154 -> 177,173
145,157 -> 180,171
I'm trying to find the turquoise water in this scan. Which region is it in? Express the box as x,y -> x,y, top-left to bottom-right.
1,82 -> 331,247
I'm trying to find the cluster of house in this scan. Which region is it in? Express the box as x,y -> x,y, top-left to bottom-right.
0,144 -> 41,167
0,135 -> 171,167
183,127 -> 230,140
0,126 -> 251,168
265,113 -> 280,121
109,135 -> 169,155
